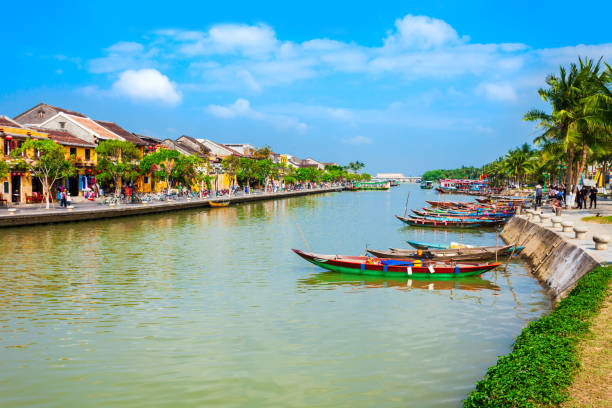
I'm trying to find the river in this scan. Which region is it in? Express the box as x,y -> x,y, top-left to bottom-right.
0,184 -> 550,407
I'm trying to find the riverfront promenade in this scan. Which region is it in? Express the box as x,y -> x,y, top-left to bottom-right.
0,186 -> 343,228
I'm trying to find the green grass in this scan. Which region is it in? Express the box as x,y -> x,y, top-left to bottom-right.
581,215 -> 612,224
463,265 -> 612,408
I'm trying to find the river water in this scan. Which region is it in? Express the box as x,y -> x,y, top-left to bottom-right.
0,185 -> 550,407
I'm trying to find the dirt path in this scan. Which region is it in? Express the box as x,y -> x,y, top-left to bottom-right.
562,281 -> 612,407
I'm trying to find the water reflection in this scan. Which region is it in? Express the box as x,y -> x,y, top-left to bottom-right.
298,271 -> 501,293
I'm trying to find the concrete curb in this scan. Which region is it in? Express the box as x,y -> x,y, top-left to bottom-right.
0,187 -> 343,228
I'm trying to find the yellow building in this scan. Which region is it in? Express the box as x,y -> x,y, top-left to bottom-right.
1,117 -> 52,204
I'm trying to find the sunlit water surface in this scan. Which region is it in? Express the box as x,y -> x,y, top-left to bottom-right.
0,185 -> 550,407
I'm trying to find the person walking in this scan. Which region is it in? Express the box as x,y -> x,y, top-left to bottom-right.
589,187 -> 598,209
534,183 -> 543,208
60,190 -> 67,208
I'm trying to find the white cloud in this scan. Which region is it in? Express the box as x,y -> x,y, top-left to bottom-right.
343,135 -> 372,145
207,98 -> 307,132
107,41 -> 144,53
384,15 -> 462,49
477,82 -> 518,102
167,23 -> 278,57
112,69 -> 182,105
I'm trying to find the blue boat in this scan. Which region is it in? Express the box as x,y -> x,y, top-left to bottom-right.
406,239 -> 524,253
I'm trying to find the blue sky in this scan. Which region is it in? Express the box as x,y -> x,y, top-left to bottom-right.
3,0 -> 611,175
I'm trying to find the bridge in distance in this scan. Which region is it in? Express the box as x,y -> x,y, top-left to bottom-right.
374,173 -> 421,183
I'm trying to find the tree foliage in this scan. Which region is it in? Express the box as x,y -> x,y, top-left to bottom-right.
13,138 -> 75,208
95,140 -> 140,194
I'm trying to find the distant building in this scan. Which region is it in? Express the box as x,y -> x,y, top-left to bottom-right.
376,173 -> 405,179
13,102 -> 87,125
196,139 -> 243,158
223,143 -> 255,156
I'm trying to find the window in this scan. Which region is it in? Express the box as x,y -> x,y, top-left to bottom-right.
3,181 -> 8,194
144,176 -> 149,184
70,147 -> 76,156
3,140 -> 9,156
85,149 -> 90,161
59,122 -> 66,129
38,110 -> 45,118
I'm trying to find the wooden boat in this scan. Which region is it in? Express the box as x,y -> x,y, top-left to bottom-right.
367,245 -> 518,261
209,200 -> 230,207
405,239 -> 525,253
412,209 -> 511,219
293,249 -> 502,278
405,239 -> 449,250
395,215 -> 503,228
420,181 -> 434,189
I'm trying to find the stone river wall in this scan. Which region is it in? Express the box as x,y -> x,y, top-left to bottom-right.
501,216 -> 600,302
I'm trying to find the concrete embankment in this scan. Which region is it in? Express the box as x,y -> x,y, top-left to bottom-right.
501,214 -> 606,302
0,187 -> 343,228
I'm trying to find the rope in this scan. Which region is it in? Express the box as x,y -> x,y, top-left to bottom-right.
290,212 -> 311,252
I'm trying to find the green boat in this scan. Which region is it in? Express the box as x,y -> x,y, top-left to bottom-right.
293,249 -> 502,278
355,181 -> 391,190
420,181 -> 434,189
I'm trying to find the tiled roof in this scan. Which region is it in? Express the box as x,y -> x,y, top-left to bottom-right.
35,127 -> 96,147
133,133 -> 160,145
0,115 -> 23,128
95,120 -> 146,146
50,104 -> 87,118
69,115 -> 122,140
13,102 -> 87,121
220,144 -> 244,157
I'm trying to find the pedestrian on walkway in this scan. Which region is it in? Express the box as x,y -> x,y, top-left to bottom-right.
576,188 -> 583,209
589,187 -> 598,209
60,190 -> 67,208
534,183 -> 543,208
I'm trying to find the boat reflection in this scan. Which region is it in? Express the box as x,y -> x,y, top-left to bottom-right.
297,271 -> 501,292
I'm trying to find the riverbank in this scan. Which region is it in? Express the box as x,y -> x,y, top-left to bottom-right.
464,201 -> 612,407
0,186 -> 343,228
464,265 -> 612,407
500,200 -> 612,301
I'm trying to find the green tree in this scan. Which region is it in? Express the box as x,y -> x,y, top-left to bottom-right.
221,155 -> 241,195
0,159 -> 8,182
95,140 -> 140,195
140,149 -> 181,196
13,139 -> 75,208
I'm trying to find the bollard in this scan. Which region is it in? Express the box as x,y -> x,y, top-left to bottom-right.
67,205 -> 74,212
515,206 -> 522,215
561,221 -> 574,232
7,208 -> 17,216
573,226 -> 588,239
593,235 -> 610,250
540,213 -> 553,227
551,217 -> 563,229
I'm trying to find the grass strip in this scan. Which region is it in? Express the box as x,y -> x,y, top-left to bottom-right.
581,215 -> 612,224
463,265 -> 612,408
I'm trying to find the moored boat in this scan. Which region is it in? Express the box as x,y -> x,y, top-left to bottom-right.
395,215 -> 503,228
420,180 -> 434,189
210,200 -> 230,207
405,239 -> 525,253
293,249 -> 501,278
367,245 -> 518,261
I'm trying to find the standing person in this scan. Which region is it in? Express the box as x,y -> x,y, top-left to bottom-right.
534,183 -> 543,208
576,188 -> 583,209
589,186 -> 598,209
60,190 -> 67,208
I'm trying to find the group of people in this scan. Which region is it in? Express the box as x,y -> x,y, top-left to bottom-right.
576,186 -> 598,209
56,187 -> 72,208
534,183 -> 598,210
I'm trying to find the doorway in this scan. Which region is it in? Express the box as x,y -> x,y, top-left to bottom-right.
67,176 -> 79,197
11,174 -> 21,203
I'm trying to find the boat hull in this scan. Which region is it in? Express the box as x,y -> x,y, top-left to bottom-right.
293,249 -> 501,278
